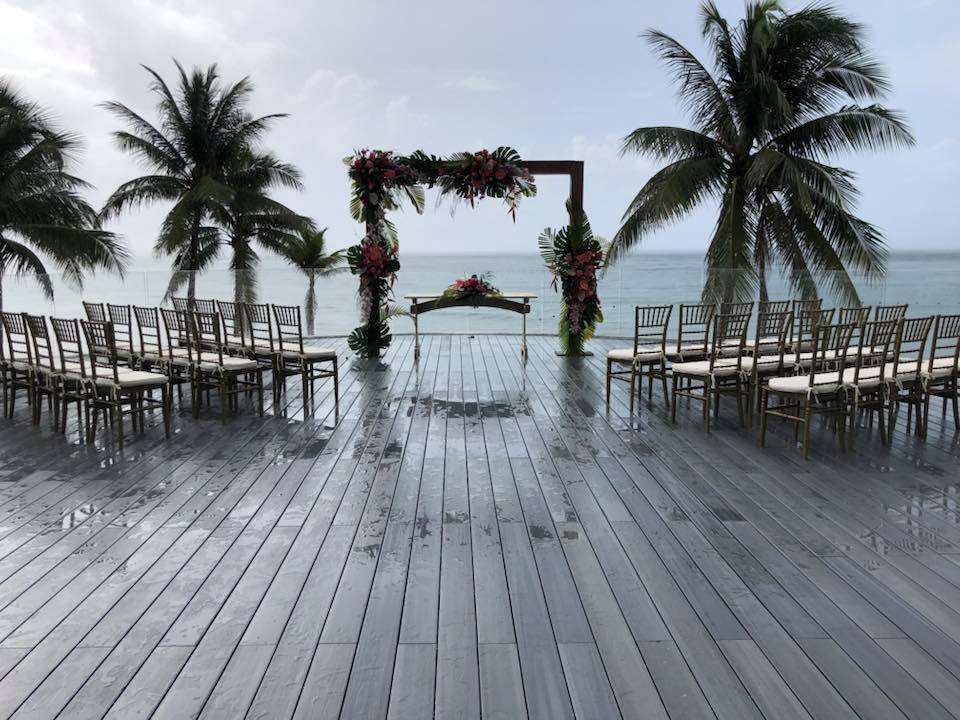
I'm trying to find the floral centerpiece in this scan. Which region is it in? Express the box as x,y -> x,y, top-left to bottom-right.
441,273 -> 501,303
540,204 -> 606,355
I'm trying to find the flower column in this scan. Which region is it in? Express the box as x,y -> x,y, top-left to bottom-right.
346,151 -> 404,358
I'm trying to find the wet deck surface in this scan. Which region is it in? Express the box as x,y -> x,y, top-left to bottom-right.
1,334 -> 960,719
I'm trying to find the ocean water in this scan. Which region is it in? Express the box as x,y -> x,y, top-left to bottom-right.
4,252 -> 959,338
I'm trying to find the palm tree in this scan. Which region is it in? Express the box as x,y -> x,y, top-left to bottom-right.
612,1 -> 914,303
279,226 -> 346,334
205,149 -> 308,306
100,60 -> 297,303
0,80 -> 127,311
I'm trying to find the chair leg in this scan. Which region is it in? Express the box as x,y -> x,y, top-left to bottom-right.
660,360 -> 670,409
221,377 -> 228,425
671,374 -> 679,424
115,397 -> 124,450
257,369 -> 264,417
703,377 -> 712,433
887,396 -> 896,445
161,385 -> 170,438
629,365 -> 637,416
802,398 -> 812,460
837,404 -> 846,453
953,384 -> 960,430
735,379 -> 745,428
333,359 -> 339,407
605,360 -> 612,404
759,388 -> 769,447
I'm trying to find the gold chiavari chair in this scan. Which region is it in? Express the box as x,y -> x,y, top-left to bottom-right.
606,304 -> 672,414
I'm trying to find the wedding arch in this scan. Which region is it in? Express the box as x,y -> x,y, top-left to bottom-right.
345,148 -> 604,358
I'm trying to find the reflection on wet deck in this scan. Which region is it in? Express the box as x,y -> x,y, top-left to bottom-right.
1,334 -> 960,719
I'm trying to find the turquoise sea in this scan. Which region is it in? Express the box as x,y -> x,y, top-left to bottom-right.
4,252 -> 959,338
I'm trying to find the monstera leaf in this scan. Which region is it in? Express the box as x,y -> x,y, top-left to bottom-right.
348,320 -> 392,358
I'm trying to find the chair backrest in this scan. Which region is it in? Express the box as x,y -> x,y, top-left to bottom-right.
245,303 -> 275,354
82,301 -> 107,322
133,306 -> 164,359
24,314 -> 55,374
107,303 -> 135,359
928,314 -> 960,380
754,310 -> 793,361
195,298 -> 216,315
838,306 -> 871,326
676,303 -> 715,357
273,304 -> 305,356
758,300 -> 790,315
719,301 -> 754,317
807,322 -> 857,390
848,319 -> 898,385
889,316 -> 935,383
159,307 -> 197,364
631,305 -> 672,357
193,312 -> 225,365
875,304 -> 908,322
216,300 -> 245,350
171,296 -> 189,313
0,311 -> 32,366
80,319 -> 121,384
50,317 -> 86,377
792,298 -> 822,316
793,307 -> 836,361
709,312 -> 751,372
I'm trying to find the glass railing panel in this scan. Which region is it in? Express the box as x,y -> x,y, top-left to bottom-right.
2,256 -> 957,339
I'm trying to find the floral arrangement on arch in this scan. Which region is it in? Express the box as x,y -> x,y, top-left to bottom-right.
539,204 -> 607,355
345,147 -> 536,358
409,147 -> 536,221
441,273 -> 501,303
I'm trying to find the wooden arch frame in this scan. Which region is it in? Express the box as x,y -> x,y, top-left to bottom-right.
520,160 -> 584,216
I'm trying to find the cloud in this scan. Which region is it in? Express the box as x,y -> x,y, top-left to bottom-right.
441,74 -> 503,92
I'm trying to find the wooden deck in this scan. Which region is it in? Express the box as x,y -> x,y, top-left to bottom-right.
1,334 -> 960,719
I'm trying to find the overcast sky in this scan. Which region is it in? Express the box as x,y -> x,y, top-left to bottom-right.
1,0 -> 956,263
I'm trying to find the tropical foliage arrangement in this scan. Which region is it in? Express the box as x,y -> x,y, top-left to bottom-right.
0,80 -> 127,310
540,205 -> 606,355
345,147 -> 535,357
101,60 -> 308,305
441,273 -> 501,302
611,1 -> 913,304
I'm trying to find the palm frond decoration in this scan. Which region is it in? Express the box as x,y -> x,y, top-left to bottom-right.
541,204 -> 605,355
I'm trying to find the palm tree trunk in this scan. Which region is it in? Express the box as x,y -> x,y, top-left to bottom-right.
305,272 -> 316,336
756,239 -> 769,303
187,211 -> 201,307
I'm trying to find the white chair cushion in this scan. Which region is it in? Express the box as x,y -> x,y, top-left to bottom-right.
672,358 -> 745,378
95,370 -> 168,387
661,343 -> 708,358
841,366 -> 884,389
198,354 -> 259,371
768,373 -> 843,395
282,345 -> 337,360
607,347 -> 663,363
922,357 -> 960,379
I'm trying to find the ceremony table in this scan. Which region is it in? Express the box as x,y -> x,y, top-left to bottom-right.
404,292 -> 536,359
